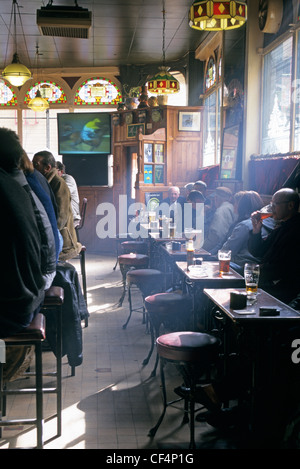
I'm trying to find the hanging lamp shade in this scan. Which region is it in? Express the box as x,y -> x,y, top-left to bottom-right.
28,89 -> 49,112
148,66 -> 180,94
189,1 -> 247,31
2,52 -> 31,87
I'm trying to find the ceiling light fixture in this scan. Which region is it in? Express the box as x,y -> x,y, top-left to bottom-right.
147,0 -> 180,95
189,1 -> 247,31
2,0 -> 32,87
27,46 -> 49,112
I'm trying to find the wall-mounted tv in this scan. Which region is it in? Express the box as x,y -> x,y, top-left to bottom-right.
57,112 -> 111,155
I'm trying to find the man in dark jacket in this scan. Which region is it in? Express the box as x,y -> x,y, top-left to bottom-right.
249,188 -> 300,304
0,169 -> 45,338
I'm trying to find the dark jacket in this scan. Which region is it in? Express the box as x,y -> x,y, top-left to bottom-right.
248,213 -> 300,303
0,169 -> 45,338
44,262 -> 89,368
11,169 -> 57,277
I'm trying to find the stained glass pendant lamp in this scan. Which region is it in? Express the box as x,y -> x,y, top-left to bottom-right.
147,0 -> 180,94
189,1 -> 247,31
2,0 -> 32,87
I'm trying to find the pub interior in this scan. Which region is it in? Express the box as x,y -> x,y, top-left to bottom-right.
1,0 -> 300,451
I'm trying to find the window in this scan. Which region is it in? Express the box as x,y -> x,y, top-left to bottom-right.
24,81 -> 67,106
202,88 -> 221,167
75,77 -> 122,106
261,37 -> 293,154
22,108 -> 68,159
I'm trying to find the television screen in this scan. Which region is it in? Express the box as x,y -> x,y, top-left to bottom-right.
57,112 -> 111,155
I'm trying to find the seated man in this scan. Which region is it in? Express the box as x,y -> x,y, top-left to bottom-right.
202,186 -> 235,254
249,188 -> 300,304
56,161 -> 81,228
33,150 -> 82,261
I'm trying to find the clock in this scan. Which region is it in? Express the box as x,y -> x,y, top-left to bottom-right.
258,0 -> 283,34
125,112 -> 133,124
151,109 -> 161,123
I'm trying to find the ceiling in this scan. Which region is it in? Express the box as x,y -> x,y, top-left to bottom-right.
0,0 -> 207,72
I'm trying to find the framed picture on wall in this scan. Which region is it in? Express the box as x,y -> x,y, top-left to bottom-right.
144,143 -> 153,162
178,111 -> 201,132
220,124 -> 240,179
127,123 -> 145,138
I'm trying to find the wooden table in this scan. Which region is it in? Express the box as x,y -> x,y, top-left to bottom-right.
203,287 -> 300,437
175,262 -> 245,330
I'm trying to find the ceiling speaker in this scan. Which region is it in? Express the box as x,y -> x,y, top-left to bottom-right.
37,5 -> 92,39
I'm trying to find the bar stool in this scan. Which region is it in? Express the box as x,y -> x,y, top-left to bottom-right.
0,313 -> 46,449
121,240 -> 148,255
0,286 -> 64,449
143,292 -> 193,376
123,269 -> 164,329
148,331 -> 220,449
118,253 -> 149,306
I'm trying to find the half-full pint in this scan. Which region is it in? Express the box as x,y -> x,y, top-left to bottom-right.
219,259 -> 230,273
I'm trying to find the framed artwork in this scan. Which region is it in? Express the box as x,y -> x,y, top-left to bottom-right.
154,165 -> 164,184
178,111 -> 201,132
144,164 -> 153,184
144,143 -> 153,162
154,144 -> 164,163
220,124 -> 240,179
127,123 -> 145,138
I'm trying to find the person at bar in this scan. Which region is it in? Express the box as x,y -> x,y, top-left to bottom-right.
202,186 -> 235,254
248,187 -> 300,304
220,190 -> 264,274
33,150 -> 82,261
56,161 -> 81,228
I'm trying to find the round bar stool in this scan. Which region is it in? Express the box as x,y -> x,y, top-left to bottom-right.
148,331 -> 220,449
121,240 -> 148,255
143,292 -> 193,377
118,253 -> 149,306
123,269 -> 164,329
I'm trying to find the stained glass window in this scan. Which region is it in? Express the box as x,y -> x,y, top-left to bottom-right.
0,81 -> 17,106
24,81 -> 67,106
75,77 -> 122,106
205,56 -> 217,91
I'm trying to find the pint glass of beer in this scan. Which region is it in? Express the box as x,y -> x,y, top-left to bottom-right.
218,250 -> 231,274
244,263 -> 260,300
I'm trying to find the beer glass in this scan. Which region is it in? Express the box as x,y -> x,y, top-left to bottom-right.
244,263 -> 260,300
218,250 -> 231,274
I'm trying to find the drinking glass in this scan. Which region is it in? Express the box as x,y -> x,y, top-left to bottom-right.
218,250 -> 231,274
169,223 -> 176,238
257,204 -> 273,220
244,263 -> 260,300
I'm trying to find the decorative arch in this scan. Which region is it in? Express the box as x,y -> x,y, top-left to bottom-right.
0,80 -> 17,106
74,77 -> 122,106
23,80 -> 67,106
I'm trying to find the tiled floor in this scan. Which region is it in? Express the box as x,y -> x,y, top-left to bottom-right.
0,253 -> 243,450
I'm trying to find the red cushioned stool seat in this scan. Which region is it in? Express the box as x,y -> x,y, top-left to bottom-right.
121,240 -> 148,255
148,331 -> 220,449
122,269 -> 164,330
118,254 -> 149,306
143,293 -> 193,376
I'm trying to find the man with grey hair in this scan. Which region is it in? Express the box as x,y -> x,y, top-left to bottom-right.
249,187 -> 300,303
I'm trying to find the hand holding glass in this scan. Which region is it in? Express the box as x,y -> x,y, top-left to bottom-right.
244,263 -> 260,300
